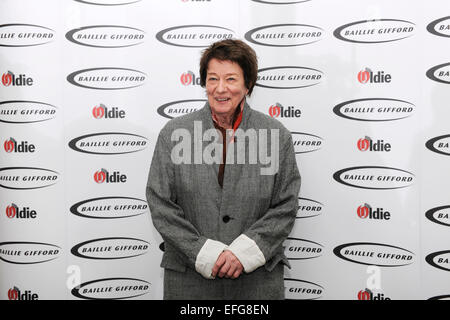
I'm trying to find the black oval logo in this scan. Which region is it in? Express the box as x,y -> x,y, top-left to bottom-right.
297,197 -> 323,219
334,19 -> 415,44
67,67 -> 147,90
425,205 -> 450,227
0,24 -> 55,47
71,237 -> 149,260
291,132 -> 323,154
426,62 -> 450,84
333,98 -> 415,122
425,250 -> 450,272
251,0 -> 312,4
425,134 -> 450,156
70,196 -> 148,219
71,277 -> 150,300
66,25 -> 145,48
68,132 -> 148,155
0,100 -> 58,124
73,0 -> 142,5
157,99 -> 205,119
0,167 -> 60,190
427,16 -> 450,38
333,242 -> 415,267
256,66 -> 323,89
284,278 -> 324,300
156,25 -> 235,48
333,166 -> 415,190
245,24 -> 323,47
0,241 -> 61,264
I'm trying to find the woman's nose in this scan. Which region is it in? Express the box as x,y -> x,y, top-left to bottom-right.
216,79 -> 226,92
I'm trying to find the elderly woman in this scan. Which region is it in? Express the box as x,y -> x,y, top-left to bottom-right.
146,39 -> 301,300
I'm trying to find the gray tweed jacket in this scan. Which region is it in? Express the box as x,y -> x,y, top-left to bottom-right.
146,102 -> 301,275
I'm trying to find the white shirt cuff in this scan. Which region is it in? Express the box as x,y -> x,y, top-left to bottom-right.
195,239 -> 228,279
228,234 -> 266,273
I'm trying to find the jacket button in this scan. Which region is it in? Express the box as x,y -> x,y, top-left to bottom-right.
222,215 -> 231,223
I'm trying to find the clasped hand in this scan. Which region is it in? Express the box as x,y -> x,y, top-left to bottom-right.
211,250 -> 244,279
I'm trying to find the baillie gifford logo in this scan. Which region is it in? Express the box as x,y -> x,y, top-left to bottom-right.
7,286 -> 38,300
268,103 -> 301,118
4,137 -> 36,153
6,203 -> 37,219
180,71 -> 201,86
2,71 -> 33,87
94,169 -> 127,184
357,203 -> 391,221
92,104 -> 125,119
357,288 -> 391,300
357,136 -> 391,152
357,68 -> 391,84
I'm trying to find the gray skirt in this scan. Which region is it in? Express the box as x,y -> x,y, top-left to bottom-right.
163,264 -> 285,300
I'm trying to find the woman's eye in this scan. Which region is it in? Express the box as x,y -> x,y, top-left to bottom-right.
208,77 -> 217,81
227,78 -> 235,81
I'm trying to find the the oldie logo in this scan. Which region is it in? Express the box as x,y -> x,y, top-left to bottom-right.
93,168 -> 127,184
333,242 -> 414,267
1,71 -> 33,87
426,134 -> 450,156
245,24 -> 323,47
92,104 -> 125,119
291,132 -> 323,154
73,0 -> 142,5
425,250 -> 450,272
70,196 -> 148,219
66,25 -> 145,48
0,242 -> 61,264
357,203 -> 391,221
180,71 -> 201,86
357,67 -> 391,84
67,67 -> 146,90
357,136 -> 391,152
334,19 -> 415,44
71,278 -> 150,300
69,132 -> 148,155
297,197 -> 323,219
0,24 -> 55,47
71,237 -> 149,260
426,62 -> 450,84
156,25 -> 235,48
0,100 -> 57,124
427,16 -> 450,38
0,167 -> 59,190
7,286 -> 38,300
333,98 -> 415,122
333,166 -> 415,190
157,99 -> 205,119
256,66 -> 323,89
357,288 -> 391,300
5,204 -> 37,219
284,238 -> 323,260
4,137 -> 36,153
252,0 -> 312,4
268,103 -> 301,118
425,205 -> 450,227
284,279 -> 323,300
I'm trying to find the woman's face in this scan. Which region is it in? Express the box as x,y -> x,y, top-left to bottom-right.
206,58 -> 248,117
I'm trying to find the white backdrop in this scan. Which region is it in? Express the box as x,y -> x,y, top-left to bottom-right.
0,0 -> 449,300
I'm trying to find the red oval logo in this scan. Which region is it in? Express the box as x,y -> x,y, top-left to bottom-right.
4,139 -> 15,152
8,288 -> 18,300
357,205 -> 370,218
6,205 -> 17,218
92,105 -> 105,119
357,138 -> 370,151
269,105 -> 281,117
2,73 -> 12,86
180,72 -> 193,86
94,170 -> 106,183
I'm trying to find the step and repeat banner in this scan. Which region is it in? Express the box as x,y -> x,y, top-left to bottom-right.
0,0 -> 449,300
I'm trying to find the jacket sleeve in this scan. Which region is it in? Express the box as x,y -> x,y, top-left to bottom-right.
228,133 -> 301,273
146,130 -> 227,278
